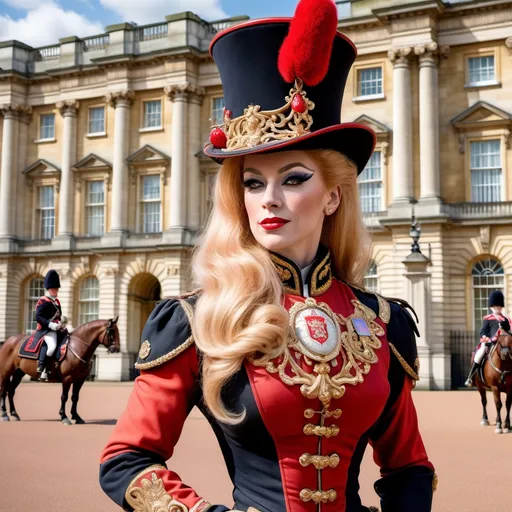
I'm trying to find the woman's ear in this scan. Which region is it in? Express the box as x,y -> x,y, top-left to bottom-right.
324,185 -> 342,215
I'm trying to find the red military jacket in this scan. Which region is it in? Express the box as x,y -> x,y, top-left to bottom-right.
100,247 -> 435,512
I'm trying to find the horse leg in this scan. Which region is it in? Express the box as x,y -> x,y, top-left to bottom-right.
0,375 -> 9,422
59,379 -> 72,426
478,386 -> 489,426
504,390 -> 512,433
70,379 -> 86,425
7,369 -> 25,421
492,386 -> 503,433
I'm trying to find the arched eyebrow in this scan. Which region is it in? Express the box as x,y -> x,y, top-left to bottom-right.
242,163 -> 315,176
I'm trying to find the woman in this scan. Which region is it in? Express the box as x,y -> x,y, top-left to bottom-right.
35,269 -> 66,380
465,290 -> 511,387
100,1 -> 436,511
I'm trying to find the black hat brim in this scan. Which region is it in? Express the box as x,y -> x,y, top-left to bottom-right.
204,123 -> 376,175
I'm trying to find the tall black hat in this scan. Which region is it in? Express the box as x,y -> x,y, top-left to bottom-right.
203,0 -> 375,173
489,290 -> 504,308
44,269 -> 61,290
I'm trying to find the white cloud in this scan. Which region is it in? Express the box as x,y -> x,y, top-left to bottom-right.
0,2 -> 104,47
100,0 -> 228,25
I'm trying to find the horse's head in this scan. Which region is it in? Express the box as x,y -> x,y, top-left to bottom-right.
496,320 -> 512,361
102,317 -> 120,353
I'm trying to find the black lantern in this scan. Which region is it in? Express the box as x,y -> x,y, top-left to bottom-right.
410,215 -> 422,253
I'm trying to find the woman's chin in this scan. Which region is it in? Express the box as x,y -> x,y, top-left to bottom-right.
255,234 -> 293,253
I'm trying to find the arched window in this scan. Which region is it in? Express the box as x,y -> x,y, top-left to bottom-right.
78,276 -> 100,325
25,277 -> 45,334
364,261 -> 379,292
472,258 -> 504,331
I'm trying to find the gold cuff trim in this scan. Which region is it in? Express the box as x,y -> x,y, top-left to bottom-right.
125,466 -> 189,512
135,336 -> 195,370
389,343 -> 420,381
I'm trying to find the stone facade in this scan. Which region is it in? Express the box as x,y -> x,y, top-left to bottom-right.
0,2 -> 511,384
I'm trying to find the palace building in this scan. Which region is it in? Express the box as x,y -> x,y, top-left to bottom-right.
0,0 -> 511,385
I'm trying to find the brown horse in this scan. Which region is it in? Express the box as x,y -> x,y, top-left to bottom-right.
475,328 -> 512,434
0,318 -> 120,425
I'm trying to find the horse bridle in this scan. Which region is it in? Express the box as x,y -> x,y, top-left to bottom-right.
101,323 -> 118,353
488,328 -> 512,384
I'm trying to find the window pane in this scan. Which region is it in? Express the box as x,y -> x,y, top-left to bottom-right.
211,97 -> 225,126
86,181 -> 104,236
40,114 -> 55,139
364,261 -> 379,292
468,55 -> 495,84
88,107 -> 105,134
141,175 -> 161,233
78,276 -> 100,325
144,101 -> 161,128
25,277 -> 45,334
470,140 -> 501,202
142,175 -> 160,200
472,258 -> 504,331
359,67 -> 382,96
38,186 -> 55,239
357,151 -> 382,212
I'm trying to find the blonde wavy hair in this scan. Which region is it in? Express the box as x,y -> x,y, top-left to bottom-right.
192,149 -> 371,423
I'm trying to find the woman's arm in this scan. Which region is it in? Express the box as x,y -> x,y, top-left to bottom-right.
99,298 -> 229,512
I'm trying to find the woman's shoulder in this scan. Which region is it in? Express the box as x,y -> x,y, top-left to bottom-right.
134,290 -> 201,371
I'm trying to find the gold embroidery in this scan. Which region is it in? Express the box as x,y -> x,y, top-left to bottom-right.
433,473 -> 439,493
310,252 -> 332,296
222,79 -> 314,151
270,253 -> 301,295
125,469 -> 189,512
389,342 -> 420,381
299,453 -> 340,469
303,423 -> 340,438
375,293 -> 391,324
139,340 -> 151,360
135,337 -> 194,370
299,488 -> 337,504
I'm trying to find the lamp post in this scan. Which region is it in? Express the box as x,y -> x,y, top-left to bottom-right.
410,215 -> 422,253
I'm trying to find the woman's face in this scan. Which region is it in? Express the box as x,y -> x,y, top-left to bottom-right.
243,150 -> 340,267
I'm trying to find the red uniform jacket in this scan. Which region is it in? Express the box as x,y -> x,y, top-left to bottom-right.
100,248 -> 435,512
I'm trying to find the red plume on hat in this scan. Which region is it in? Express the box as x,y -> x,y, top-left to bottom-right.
278,0 -> 339,86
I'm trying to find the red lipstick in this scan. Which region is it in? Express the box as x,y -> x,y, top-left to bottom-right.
259,217 -> 290,231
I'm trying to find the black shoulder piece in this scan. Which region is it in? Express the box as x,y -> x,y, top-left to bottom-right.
134,293 -> 199,370
387,302 -> 420,381
348,285 -> 391,325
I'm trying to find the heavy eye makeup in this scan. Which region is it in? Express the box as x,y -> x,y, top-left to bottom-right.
242,171 -> 314,190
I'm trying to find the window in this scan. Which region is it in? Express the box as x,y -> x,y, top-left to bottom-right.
143,100 -> 162,128
358,67 -> 383,97
470,140 -> 502,203
364,261 -> 379,292
40,113 -> 55,140
140,175 -> 161,233
37,186 -> 55,239
78,276 -> 100,325
88,107 -> 105,134
472,258 -> 504,332
86,181 -> 105,236
358,151 -> 382,212
211,97 -> 225,126
468,55 -> 495,85
25,277 -> 45,335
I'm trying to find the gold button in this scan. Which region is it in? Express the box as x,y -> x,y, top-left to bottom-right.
299,453 -> 340,469
300,488 -> 337,503
303,423 -> 340,438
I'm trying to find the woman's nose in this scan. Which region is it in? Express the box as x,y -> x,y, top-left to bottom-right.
261,184 -> 283,210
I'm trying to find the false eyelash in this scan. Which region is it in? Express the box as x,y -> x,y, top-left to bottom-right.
242,178 -> 263,189
283,172 -> 314,185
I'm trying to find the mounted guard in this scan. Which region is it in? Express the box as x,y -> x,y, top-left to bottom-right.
35,269 -> 68,380
466,290 -> 511,387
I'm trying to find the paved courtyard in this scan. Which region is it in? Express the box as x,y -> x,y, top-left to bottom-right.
0,383 -> 509,512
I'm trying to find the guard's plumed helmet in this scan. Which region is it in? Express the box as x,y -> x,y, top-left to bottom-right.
44,269 -> 61,290
488,290 -> 504,308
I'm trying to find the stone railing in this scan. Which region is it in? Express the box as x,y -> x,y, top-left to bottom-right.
443,201 -> 512,221
83,34 -> 109,51
137,23 -> 168,41
33,44 -> 60,61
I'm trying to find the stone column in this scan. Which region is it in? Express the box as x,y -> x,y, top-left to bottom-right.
187,86 -> 205,231
16,108 -> 32,239
0,104 -> 20,244
104,90 -> 134,245
165,84 -> 190,232
388,47 -> 414,206
55,100 -> 79,244
415,43 -> 441,203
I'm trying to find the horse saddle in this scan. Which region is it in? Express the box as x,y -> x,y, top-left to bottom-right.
18,332 -> 70,362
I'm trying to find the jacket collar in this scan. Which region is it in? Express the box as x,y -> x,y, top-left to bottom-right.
270,245 -> 333,297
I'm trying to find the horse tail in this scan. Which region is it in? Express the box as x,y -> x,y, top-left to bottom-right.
0,335 -> 24,374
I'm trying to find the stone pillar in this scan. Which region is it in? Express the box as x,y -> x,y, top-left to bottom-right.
187,86 -> 205,231
103,90 -> 134,246
16,108 -> 32,239
388,47 -> 414,208
415,43 -> 441,204
163,83 -> 190,244
54,100 -> 79,247
0,105 -> 20,244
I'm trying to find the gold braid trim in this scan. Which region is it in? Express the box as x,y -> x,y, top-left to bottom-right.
389,343 -> 420,381
433,473 -> 439,493
347,283 -> 390,325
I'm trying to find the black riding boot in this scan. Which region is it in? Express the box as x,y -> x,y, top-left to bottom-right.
465,361 -> 480,387
37,343 -> 48,376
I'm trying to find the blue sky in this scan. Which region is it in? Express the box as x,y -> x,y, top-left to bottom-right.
0,0 -> 302,47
